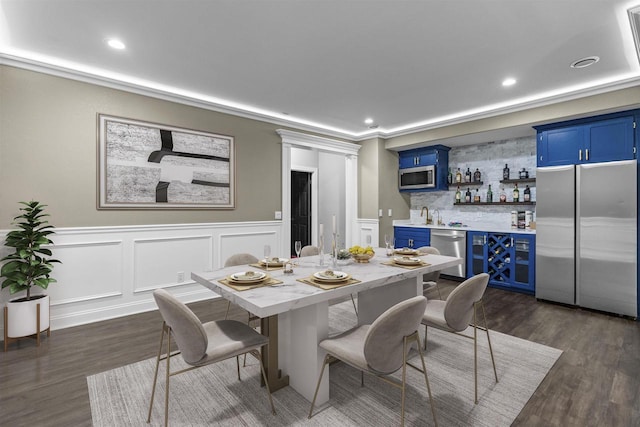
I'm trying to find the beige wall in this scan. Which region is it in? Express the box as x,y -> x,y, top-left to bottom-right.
0,65 -> 297,228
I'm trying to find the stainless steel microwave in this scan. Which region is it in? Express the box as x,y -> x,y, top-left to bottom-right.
399,165 -> 436,190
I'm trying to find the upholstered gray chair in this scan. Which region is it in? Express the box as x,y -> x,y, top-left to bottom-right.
299,245 -> 320,257
417,246 -> 442,299
309,296 -> 438,427
148,289 -> 276,427
421,272 -> 498,404
223,253 -> 259,319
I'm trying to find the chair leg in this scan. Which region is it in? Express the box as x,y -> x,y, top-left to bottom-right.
435,283 -> 442,300
401,337 -> 408,427
423,324 -> 428,351
415,334 -> 438,427
252,349 -> 277,415
361,371 -> 364,387
164,326 -> 171,427
224,300 -> 231,319
473,305 -> 478,405
236,355 -> 241,381
308,354 -> 331,419
147,323 -> 166,423
481,301 -> 498,383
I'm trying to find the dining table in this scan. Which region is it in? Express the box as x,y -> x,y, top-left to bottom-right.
191,247 -> 462,407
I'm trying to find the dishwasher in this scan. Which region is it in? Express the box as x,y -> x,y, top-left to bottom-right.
430,229 -> 466,279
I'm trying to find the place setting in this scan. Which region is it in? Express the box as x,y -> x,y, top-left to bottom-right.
298,269 -> 361,290
218,270 -> 283,291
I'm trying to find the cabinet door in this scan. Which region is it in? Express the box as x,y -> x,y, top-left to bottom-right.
486,233 -> 512,286
467,231 -> 487,277
537,127 -> 582,167
417,151 -> 437,166
511,234 -> 535,293
584,116 -> 635,163
399,151 -> 417,169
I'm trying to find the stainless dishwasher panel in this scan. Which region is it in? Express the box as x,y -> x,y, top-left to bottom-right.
430,229 -> 466,278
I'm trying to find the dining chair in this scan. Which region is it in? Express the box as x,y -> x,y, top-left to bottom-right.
148,289 -> 276,427
421,272 -> 498,404
223,253 -> 259,319
308,295 -> 438,427
299,244 -> 358,315
299,245 -> 320,257
417,246 -> 442,299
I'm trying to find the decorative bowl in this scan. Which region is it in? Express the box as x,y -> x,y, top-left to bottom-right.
352,253 -> 374,263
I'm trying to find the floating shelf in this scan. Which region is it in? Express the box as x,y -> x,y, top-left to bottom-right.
500,178 -> 536,184
454,201 -> 536,206
449,181 -> 483,187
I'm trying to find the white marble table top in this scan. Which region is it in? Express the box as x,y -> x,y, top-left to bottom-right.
191,247 -> 462,318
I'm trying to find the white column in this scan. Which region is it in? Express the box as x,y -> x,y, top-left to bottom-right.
344,154 -> 358,248
281,142 -> 292,259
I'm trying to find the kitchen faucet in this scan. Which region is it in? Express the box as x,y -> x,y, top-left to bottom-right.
420,206 -> 432,225
433,209 -> 443,226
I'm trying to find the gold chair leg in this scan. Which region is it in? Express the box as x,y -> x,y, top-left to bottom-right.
415,334 -> 438,427
473,305 -> 478,405
401,337 -> 408,427
236,356 -> 241,381
308,354 -> 331,419
481,301 -> 499,383
147,323 -> 166,423
423,324 -> 428,351
252,349 -> 277,415
435,283 -> 442,300
164,326 -> 171,427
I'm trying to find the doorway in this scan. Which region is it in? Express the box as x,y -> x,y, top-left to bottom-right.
291,170 -> 312,257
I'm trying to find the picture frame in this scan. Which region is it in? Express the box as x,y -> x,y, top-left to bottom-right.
97,114 -> 235,209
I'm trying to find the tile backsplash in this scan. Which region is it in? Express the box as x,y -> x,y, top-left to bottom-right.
409,136 -> 536,228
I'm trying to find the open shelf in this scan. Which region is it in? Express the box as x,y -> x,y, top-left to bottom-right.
449,181 -> 483,187
500,178 -> 536,184
454,201 -> 536,206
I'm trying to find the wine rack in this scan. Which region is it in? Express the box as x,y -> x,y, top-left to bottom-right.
467,231 -> 535,294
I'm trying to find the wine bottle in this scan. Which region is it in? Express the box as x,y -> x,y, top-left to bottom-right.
513,183 -> 519,202
465,167 -> 472,183
503,163 -> 510,180
519,168 -> 527,179
465,187 -> 472,203
524,185 -> 531,202
455,168 -> 462,183
499,187 -> 507,202
473,188 -> 481,203
486,184 -> 493,203
473,168 -> 481,182
455,186 -> 461,204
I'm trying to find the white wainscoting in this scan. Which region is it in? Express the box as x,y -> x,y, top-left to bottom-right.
0,219 -> 377,337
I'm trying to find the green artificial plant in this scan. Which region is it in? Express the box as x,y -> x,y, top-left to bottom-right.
1,201 -> 61,300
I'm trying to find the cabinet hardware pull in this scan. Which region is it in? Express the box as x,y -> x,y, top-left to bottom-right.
483,235 -> 487,245
585,149 -> 589,160
579,149 -> 582,161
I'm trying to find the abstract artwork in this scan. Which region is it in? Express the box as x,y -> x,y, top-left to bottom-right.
98,115 -> 234,209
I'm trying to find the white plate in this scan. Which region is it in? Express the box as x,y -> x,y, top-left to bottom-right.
394,248 -> 419,255
313,270 -> 350,283
228,271 -> 267,283
260,257 -> 289,266
393,256 -> 422,266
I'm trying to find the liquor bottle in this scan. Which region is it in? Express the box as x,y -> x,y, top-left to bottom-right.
465,187 -> 472,203
503,163 -> 510,180
473,168 -> 481,182
455,168 -> 462,183
513,183 -> 520,202
524,185 -> 531,202
486,184 -> 493,203
465,167 -> 472,183
499,186 -> 507,202
448,167 -> 453,184
455,186 -> 461,203
519,168 -> 527,179
473,188 -> 481,203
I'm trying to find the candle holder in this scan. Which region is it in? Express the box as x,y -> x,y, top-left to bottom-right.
331,232 -> 338,269
318,235 -> 325,267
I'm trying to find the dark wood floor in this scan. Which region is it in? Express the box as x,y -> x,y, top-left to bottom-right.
1,279 -> 639,426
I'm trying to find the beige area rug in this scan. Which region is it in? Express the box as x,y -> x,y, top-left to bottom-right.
88,301 -> 562,426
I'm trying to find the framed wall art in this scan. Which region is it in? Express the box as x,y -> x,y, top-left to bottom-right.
98,114 -> 234,209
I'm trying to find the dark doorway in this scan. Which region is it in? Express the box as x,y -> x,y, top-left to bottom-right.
291,171 -> 312,257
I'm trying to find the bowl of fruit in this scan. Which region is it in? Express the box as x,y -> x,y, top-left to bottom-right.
349,245 -> 375,263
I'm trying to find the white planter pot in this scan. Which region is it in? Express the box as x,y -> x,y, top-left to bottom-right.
6,295 -> 50,338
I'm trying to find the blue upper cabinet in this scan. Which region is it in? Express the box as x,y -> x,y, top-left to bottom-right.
535,110 -> 637,167
398,145 -> 450,191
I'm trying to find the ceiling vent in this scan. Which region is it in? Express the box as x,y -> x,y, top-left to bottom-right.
570,56 -> 600,69
630,5 -> 640,65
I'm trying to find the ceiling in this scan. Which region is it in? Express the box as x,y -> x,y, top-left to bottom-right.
1,0 -> 640,143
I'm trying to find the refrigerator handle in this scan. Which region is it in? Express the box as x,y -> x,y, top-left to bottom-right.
578,149 -> 582,161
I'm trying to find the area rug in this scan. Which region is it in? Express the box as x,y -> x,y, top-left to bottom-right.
88,301 -> 562,426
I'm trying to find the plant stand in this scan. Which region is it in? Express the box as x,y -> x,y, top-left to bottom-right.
3,298 -> 50,352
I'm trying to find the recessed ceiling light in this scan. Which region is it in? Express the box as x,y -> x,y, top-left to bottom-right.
570,56 -> 599,69
364,118 -> 374,125
502,78 -> 517,87
106,39 -> 126,50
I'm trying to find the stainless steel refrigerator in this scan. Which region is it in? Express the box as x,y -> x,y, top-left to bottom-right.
536,160 -> 637,317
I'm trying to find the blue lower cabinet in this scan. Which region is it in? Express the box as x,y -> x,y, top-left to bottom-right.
393,226 -> 431,249
466,231 -> 535,295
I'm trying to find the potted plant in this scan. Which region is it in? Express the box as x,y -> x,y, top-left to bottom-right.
1,201 -> 60,350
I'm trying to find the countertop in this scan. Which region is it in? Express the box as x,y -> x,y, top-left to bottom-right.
392,220 -> 536,234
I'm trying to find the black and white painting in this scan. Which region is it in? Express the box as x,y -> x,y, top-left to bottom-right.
98,115 -> 234,209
